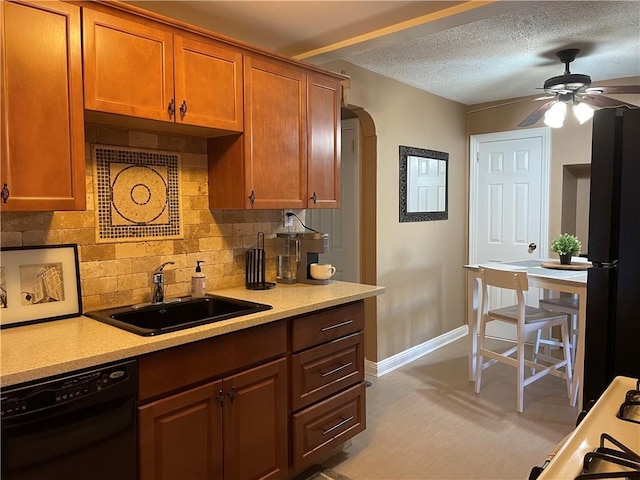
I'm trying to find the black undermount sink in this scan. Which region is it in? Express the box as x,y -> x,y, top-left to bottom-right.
84,294 -> 272,336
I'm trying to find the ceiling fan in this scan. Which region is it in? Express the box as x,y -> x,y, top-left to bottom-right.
518,48 -> 640,128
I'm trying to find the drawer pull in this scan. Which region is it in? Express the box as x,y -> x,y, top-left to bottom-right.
322,416 -> 354,436
321,362 -> 353,378
321,319 -> 353,332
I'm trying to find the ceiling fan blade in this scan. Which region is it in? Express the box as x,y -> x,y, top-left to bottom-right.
585,85 -> 640,95
533,95 -> 555,101
518,100 -> 556,127
580,94 -> 639,109
467,96 -> 538,114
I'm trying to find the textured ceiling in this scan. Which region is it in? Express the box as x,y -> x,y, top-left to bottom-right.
127,1 -> 640,106
344,1 -> 640,105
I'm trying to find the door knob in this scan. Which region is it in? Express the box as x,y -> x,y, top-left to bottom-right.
528,243 -> 537,253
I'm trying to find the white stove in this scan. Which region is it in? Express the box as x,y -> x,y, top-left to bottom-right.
537,376 -> 639,479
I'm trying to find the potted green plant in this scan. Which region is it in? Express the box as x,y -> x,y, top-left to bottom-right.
550,233 -> 582,265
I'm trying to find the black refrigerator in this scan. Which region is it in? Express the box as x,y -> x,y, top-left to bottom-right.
583,107 -> 640,404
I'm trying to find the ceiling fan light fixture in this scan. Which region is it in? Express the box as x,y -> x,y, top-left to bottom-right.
544,101 -> 566,128
573,102 -> 594,124
518,48 -> 639,129
544,73 -> 592,93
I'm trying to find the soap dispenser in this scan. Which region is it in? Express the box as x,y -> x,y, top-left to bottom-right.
191,260 -> 206,298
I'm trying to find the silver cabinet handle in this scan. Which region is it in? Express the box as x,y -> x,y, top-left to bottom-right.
322,416 -> 354,436
320,319 -> 353,332
320,362 -> 353,378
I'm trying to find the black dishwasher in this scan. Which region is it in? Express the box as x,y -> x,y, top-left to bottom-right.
1,360 -> 137,480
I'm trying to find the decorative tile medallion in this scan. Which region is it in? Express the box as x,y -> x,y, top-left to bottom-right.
93,145 -> 182,242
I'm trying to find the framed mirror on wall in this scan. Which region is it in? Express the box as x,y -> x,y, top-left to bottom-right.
399,145 -> 449,222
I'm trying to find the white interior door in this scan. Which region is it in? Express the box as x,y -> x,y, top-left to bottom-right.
308,118 -> 360,282
470,128 -> 550,340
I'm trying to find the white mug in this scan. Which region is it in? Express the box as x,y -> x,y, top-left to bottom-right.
310,263 -> 336,280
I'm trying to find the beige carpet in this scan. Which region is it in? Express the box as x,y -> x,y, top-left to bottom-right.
322,337 -> 578,480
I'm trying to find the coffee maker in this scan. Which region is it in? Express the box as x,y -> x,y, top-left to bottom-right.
276,233 -> 299,284
296,232 -> 330,285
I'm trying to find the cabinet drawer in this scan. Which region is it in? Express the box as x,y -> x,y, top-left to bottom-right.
292,383 -> 366,471
291,332 -> 363,411
138,320 -> 286,401
291,301 -> 364,352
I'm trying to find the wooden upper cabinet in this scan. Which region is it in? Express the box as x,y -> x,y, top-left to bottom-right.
174,36 -> 243,131
208,58 -> 344,210
83,8 -> 243,131
1,0 -> 86,211
82,8 -> 174,122
243,55 -> 307,209
307,74 -> 341,209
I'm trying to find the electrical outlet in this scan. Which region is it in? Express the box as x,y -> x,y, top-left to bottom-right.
283,209 -> 294,227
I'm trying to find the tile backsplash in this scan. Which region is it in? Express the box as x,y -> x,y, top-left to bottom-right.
0,125 -> 301,311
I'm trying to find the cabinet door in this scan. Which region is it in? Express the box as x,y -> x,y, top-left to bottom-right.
174,36 -> 243,131
223,358 -> 288,480
83,8 -> 174,122
244,56 -> 307,209
139,380 -> 223,480
307,74 -> 341,209
1,0 -> 85,211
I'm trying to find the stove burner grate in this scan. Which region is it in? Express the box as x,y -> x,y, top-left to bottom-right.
574,433 -> 640,479
617,380 -> 640,425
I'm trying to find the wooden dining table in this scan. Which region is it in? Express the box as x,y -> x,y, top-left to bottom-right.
464,258 -> 589,410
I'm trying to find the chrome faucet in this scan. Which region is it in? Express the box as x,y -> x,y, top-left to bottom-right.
151,262 -> 175,304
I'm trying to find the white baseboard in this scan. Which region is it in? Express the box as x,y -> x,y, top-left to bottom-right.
365,325 -> 468,377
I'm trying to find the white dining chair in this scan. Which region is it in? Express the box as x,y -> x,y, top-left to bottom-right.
535,295 -> 579,367
475,267 -> 573,413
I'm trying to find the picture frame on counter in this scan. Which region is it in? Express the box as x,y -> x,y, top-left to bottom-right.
0,244 -> 82,328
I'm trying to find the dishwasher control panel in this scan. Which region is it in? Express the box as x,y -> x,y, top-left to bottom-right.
1,361 -> 135,419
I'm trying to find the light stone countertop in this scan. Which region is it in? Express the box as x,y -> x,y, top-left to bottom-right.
0,281 -> 384,387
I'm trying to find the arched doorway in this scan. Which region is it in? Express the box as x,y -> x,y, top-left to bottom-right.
345,104 -> 379,365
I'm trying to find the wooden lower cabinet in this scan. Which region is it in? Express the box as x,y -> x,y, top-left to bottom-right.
289,301 -> 367,473
291,383 -> 366,470
224,358 -> 288,480
138,358 -> 288,480
290,332 -> 364,411
136,303 -> 366,479
139,380 -> 224,480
